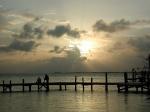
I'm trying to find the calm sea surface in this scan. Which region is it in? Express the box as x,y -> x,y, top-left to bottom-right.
0,73 -> 150,112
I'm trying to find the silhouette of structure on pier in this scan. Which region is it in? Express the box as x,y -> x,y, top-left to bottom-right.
117,54 -> 150,93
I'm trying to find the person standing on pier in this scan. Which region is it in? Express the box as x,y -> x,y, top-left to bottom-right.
36,77 -> 42,84
44,74 -> 49,83
44,74 -> 49,91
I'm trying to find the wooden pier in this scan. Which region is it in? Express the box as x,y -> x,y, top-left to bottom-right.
0,72 -> 150,94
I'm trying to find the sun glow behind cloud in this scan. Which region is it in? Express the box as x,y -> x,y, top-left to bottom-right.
68,38 -> 97,58
78,40 -> 93,56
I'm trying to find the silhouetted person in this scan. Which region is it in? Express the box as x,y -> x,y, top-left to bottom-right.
44,74 -> 49,83
132,68 -> 136,82
36,77 -> 41,84
44,74 -> 49,92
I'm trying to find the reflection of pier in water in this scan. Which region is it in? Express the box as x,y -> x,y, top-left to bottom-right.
0,72 -> 150,94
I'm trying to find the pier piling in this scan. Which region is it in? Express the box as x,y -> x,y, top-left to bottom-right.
38,83 -> 40,92
22,79 -> 25,92
2,80 -> 4,93
136,86 -> 138,93
147,72 -> 150,93
91,77 -> 93,92
65,85 -> 67,91
82,77 -> 84,92
117,84 -> 120,92
105,73 -> 108,92
75,76 -> 77,91
124,72 -> 128,92
29,85 -> 31,92
9,80 -> 12,93
46,83 -> 49,92
141,72 -> 144,93
59,82 -> 62,91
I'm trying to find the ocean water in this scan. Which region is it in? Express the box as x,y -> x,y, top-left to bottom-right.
0,73 -> 150,112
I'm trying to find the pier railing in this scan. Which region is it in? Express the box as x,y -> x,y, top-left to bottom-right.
0,72 -> 150,93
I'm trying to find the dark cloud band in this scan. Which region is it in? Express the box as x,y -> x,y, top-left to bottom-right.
0,39 -> 39,52
47,24 -> 80,38
93,19 -> 131,33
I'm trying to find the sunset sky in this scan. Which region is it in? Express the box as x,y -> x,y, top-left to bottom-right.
0,0 -> 150,73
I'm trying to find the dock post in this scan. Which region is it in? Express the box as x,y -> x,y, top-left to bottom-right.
124,72 -> 128,93
9,80 -> 12,93
29,85 -> 31,92
47,83 -> 50,92
132,69 -> 136,82
136,86 -> 138,93
105,72 -> 108,92
59,82 -> 62,91
75,76 -> 77,91
147,72 -> 150,93
45,78 -> 49,92
2,80 -> 5,93
91,77 -> 93,92
117,84 -> 120,92
65,85 -> 67,91
141,71 -> 144,93
82,77 -> 84,92
22,79 -> 25,92
38,83 -> 40,92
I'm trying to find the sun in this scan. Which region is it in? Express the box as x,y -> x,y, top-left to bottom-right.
68,39 -> 96,57
77,40 -> 93,56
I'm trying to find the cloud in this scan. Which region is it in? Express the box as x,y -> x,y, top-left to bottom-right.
43,47 -> 87,72
50,45 -> 87,61
133,20 -> 150,25
9,39 -> 39,51
0,46 -> 12,52
21,12 -> 38,19
93,19 -> 150,33
0,15 -> 7,30
93,19 -> 131,33
108,41 -> 126,52
0,12 -> 42,53
47,24 -> 70,37
47,24 -> 80,38
13,20 -> 45,39
66,47 -> 87,61
0,39 -> 39,52
67,29 -> 81,38
128,35 -> 150,52
108,35 -> 150,55
0,8 -> 10,31
50,46 -> 66,54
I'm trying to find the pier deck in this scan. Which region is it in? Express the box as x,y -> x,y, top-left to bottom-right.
0,72 -> 150,93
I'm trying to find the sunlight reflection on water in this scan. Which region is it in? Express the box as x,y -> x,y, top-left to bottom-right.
0,91 -> 150,112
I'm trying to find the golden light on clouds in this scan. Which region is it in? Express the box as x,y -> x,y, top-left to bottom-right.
77,40 -> 93,56
68,37 -> 98,58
